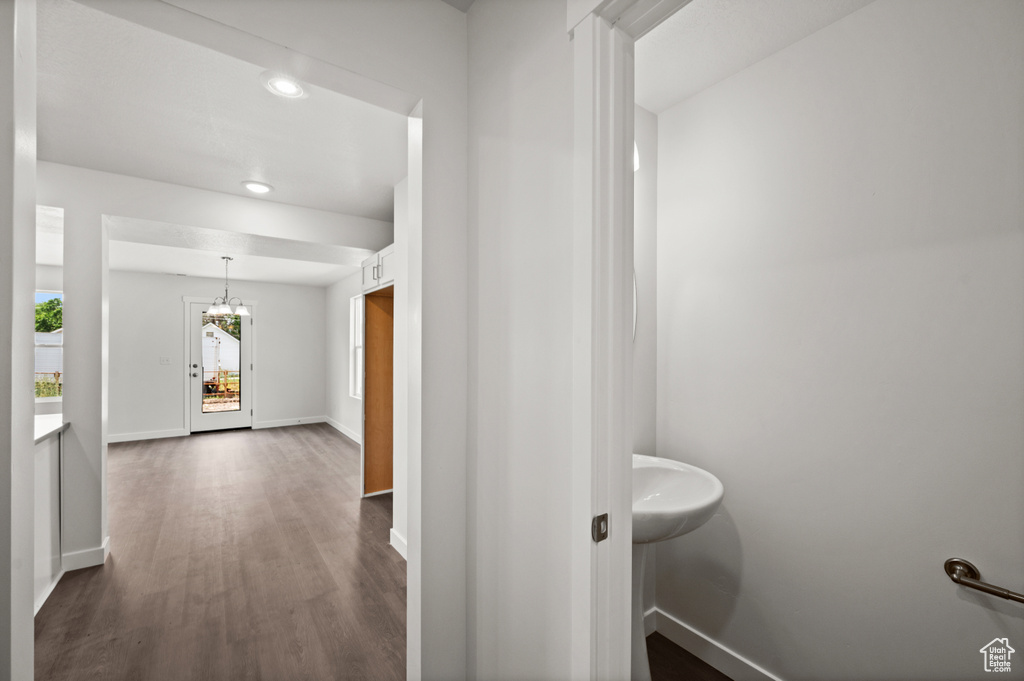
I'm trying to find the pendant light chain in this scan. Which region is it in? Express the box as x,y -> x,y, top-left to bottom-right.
223,256 -> 232,303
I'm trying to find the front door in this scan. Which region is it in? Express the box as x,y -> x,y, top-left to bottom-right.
189,302 -> 253,432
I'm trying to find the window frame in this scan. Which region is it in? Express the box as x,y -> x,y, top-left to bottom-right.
349,294 -> 364,399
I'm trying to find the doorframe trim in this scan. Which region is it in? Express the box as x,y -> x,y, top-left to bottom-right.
569,2 -> 690,678
182,296 -> 258,434
570,15 -> 634,678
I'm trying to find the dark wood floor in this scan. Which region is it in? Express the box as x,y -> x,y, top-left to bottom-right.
35,423 -> 727,681
648,632 -> 734,681
35,423 -> 406,681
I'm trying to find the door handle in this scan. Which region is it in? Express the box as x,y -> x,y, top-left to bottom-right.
191,372 -> 198,378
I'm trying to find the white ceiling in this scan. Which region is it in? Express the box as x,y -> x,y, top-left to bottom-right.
37,0 -> 408,221
36,206 -> 366,287
36,0 -> 406,287
635,0 -> 874,113
108,242 -> 360,288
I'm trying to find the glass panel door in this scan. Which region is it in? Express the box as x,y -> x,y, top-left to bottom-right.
201,313 -> 242,413
189,302 -> 252,432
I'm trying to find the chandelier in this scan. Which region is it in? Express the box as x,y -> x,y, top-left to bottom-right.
206,256 -> 250,316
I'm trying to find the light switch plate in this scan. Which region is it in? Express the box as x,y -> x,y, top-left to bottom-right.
159,356 -> 171,365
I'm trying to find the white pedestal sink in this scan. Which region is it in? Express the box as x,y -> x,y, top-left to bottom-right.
632,454 -> 724,681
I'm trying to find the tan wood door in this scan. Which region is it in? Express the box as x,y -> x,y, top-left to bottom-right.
362,286 -> 394,495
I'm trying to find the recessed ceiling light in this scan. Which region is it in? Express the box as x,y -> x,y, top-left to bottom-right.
269,78 -> 302,97
243,181 -> 273,194
259,70 -> 309,99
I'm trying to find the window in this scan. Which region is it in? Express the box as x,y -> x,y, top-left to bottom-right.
200,313 -> 242,413
350,295 -> 364,399
35,292 -> 63,399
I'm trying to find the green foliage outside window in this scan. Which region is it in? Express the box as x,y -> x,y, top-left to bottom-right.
35,298 -> 63,332
203,313 -> 242,340
35,379 -> 61,398
35,296 -> 63,397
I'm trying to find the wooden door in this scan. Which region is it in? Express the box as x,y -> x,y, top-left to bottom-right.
362,286 -> 394,496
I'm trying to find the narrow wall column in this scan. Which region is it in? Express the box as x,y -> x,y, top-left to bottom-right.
60,210 -> 108,569
0,0 -> 36,677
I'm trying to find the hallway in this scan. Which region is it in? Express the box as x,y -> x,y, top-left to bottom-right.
34,424 -> 406,681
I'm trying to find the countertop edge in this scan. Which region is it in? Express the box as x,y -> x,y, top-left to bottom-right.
34,415 -> 69,445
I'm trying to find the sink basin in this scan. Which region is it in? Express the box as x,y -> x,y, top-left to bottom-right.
631,454 -> 724,681
632,453 -> 724,544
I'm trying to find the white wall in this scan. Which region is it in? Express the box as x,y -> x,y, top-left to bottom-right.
654,2 -> 1024,679
467,2 -> 576,678
325,271 -> 364,444
634,104 -> 659,616
108,271 -> 327,440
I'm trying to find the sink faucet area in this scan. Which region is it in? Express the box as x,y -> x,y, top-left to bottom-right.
631,454 -> 724,681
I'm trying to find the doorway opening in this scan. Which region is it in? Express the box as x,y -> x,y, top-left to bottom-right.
362,285 -> 394,497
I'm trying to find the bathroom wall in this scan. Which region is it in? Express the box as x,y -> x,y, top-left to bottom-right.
325,270 -> 364,443
654,1 -> 1024,679
108,271 -> 327,440
634,104 -> 659,617
634,105 -> 658,458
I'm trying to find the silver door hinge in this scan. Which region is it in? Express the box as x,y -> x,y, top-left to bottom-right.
592,513 -> 609,543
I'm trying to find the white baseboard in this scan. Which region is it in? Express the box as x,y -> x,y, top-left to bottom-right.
644,606 -> 657,636
389,528 -> 408,560
253,416 -> 326,430
34,569 -> 65,616
326,417 -> 361,444
62,536 -> 110,572
654,608 -> 784,681
107,428 -> 187,443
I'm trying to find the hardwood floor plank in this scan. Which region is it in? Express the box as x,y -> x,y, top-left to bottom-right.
36,423 -> 406,681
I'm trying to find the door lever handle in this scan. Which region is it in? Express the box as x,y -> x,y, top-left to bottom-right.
945,558 -> 1024,605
